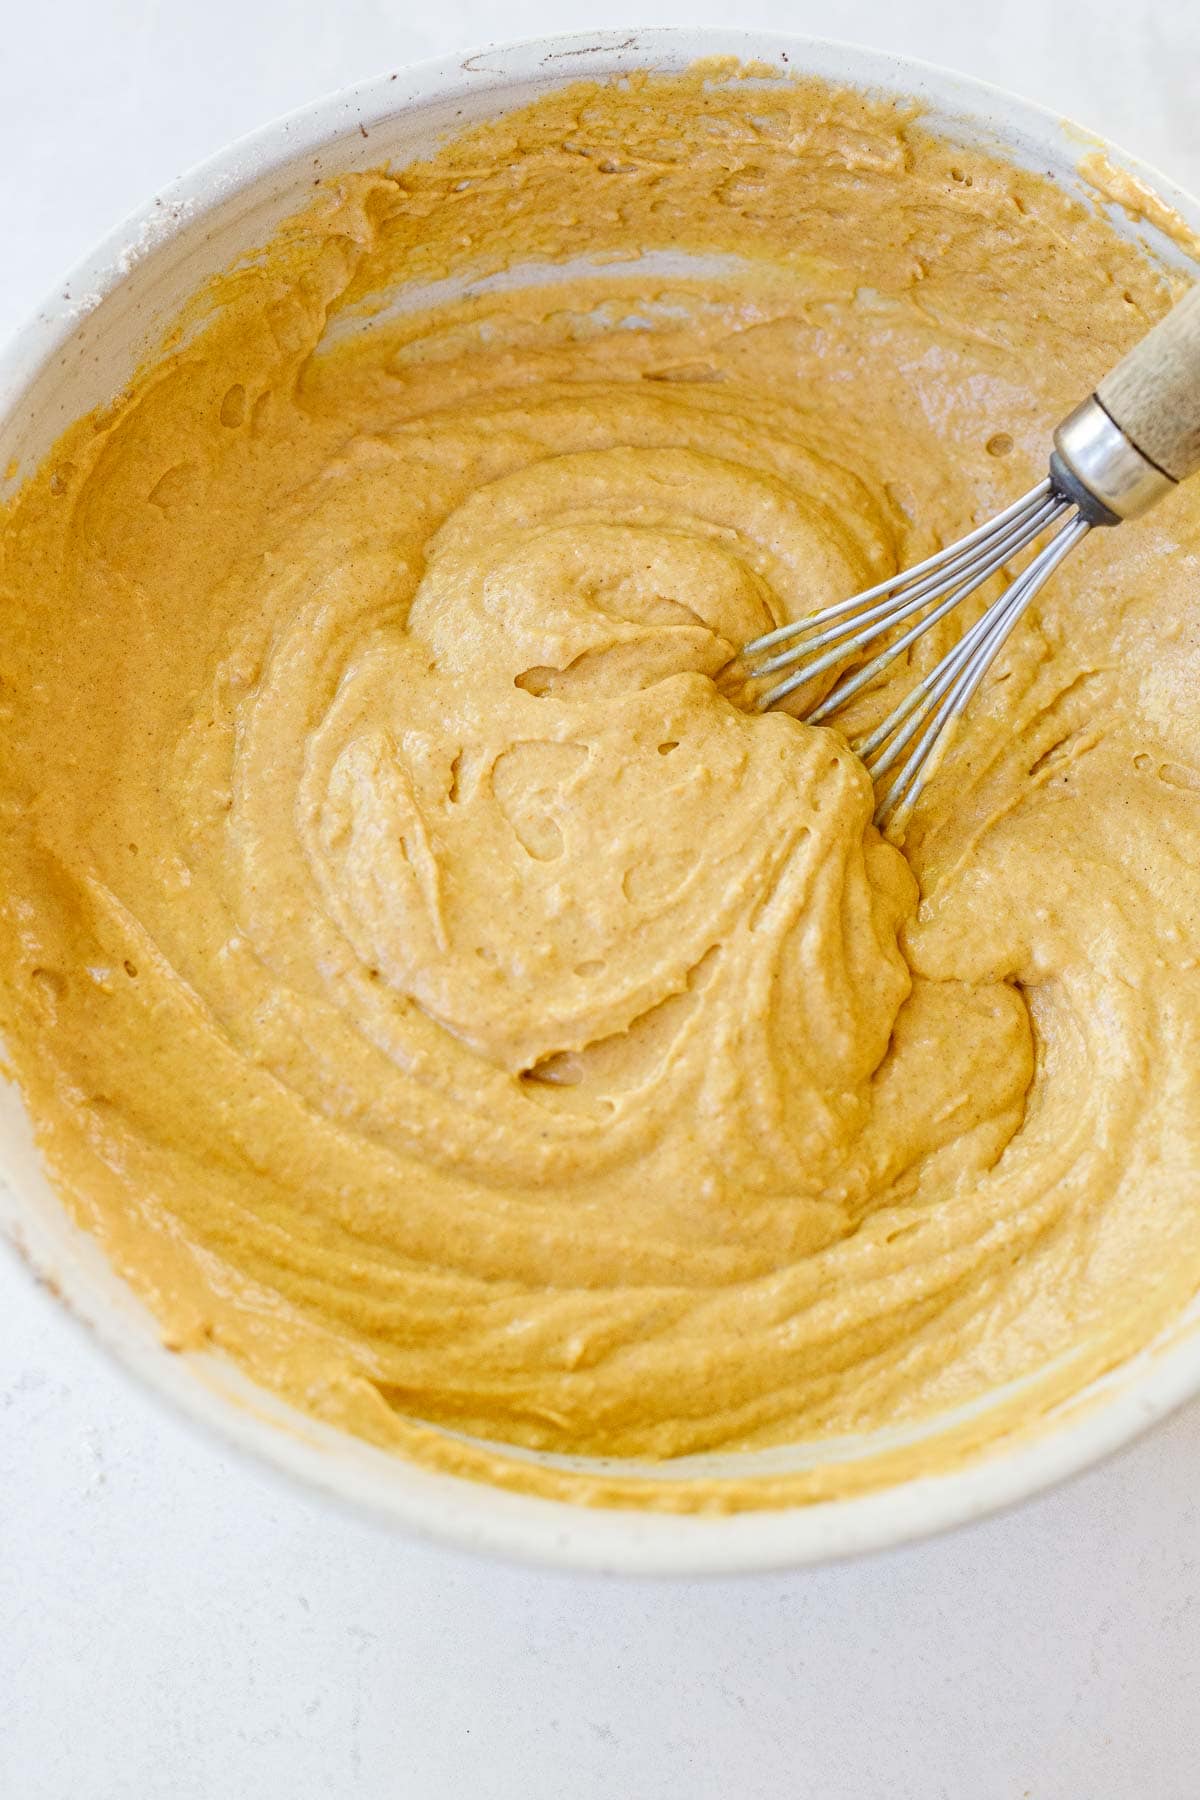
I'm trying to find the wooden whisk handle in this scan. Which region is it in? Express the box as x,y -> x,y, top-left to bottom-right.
1097,286 -> 1200,484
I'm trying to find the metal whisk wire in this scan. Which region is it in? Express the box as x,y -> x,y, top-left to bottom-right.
747,480 -> 1058,704
740,482 -> 1084,829
866,514 -> 1089,826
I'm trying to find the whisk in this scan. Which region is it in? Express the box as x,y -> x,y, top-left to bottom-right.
741,287 -> 1200,833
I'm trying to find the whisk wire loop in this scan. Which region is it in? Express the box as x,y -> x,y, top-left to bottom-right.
743,479 -> 1052,662
871,516 -> 1090,827
739,475 -> 1090,831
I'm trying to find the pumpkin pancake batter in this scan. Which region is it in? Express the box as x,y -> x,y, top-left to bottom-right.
2,68 -> 1200,1511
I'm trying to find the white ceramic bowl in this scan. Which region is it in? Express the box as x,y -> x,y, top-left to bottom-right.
3,29 -> 1199,1575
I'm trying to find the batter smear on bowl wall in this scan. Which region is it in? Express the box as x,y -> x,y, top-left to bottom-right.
1,65 -> 1199,1512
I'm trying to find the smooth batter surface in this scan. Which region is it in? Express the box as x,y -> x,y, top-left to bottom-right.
2,68 -> 1200,1511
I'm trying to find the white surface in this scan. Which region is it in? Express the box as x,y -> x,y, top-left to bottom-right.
2,2 -> 1200,1793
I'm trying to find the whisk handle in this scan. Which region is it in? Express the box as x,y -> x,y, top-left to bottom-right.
1097,285 -> 1200,485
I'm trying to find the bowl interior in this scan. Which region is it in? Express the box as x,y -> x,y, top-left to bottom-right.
3,29 -> 1200,1572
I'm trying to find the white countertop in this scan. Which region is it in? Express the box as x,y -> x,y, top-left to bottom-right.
3,3 -> 1200,1794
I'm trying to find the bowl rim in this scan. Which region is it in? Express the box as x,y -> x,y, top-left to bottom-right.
3,26 -> 1200,1576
